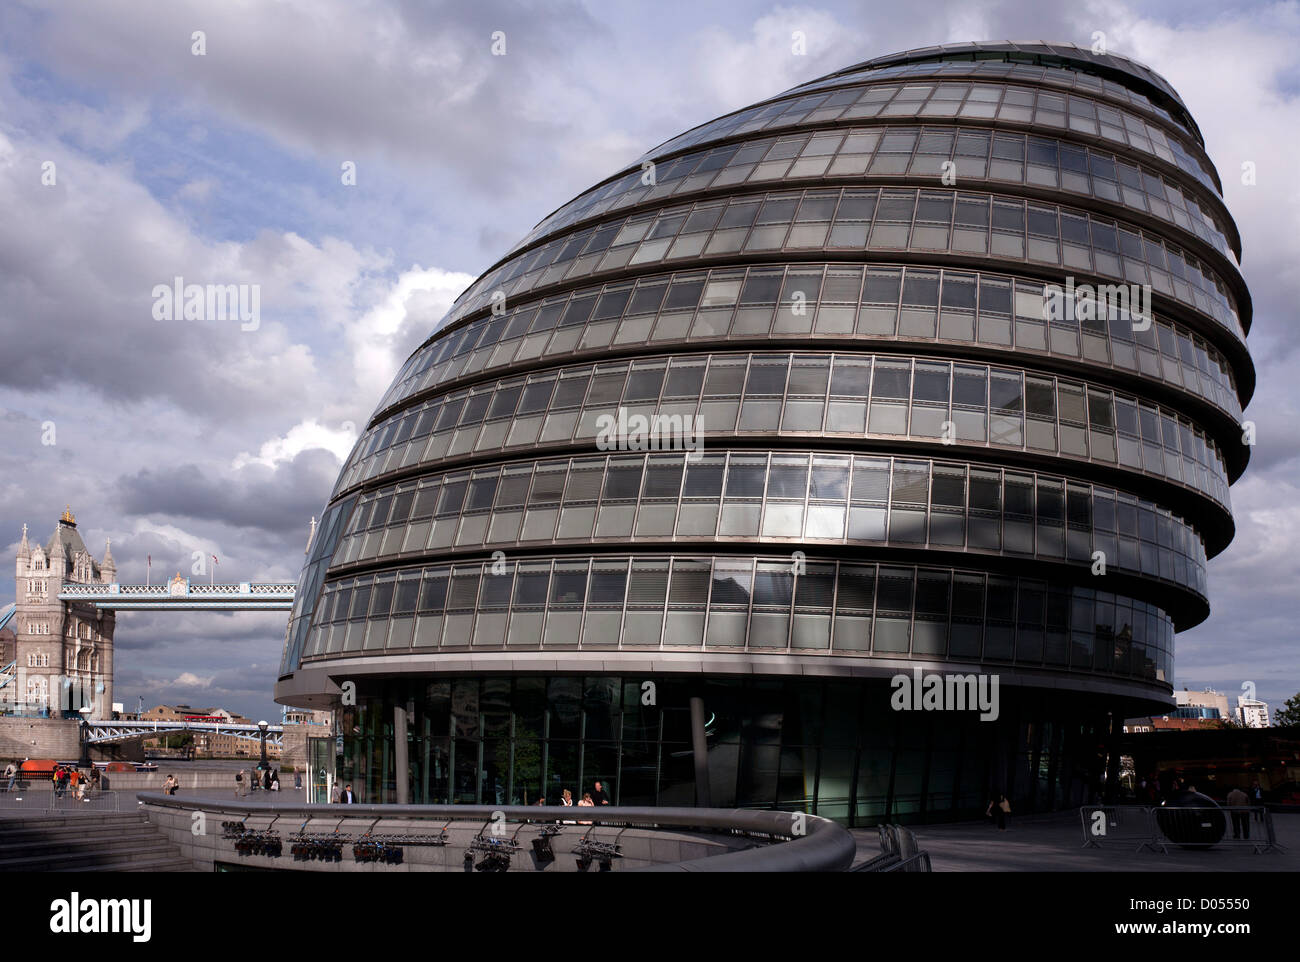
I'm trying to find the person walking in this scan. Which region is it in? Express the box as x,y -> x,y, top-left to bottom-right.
262,768 -> 272,791
986,792 -> 1010,831
1226,786 -> 1250,839
235,769 -> 245,797
270,771 -> 280,792
4,761 -> 16,793
339,783 -> 357,804
293,771 -> 302,791
1250,780 -> 1264,823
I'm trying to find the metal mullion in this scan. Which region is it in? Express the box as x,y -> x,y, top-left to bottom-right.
924,444 -> 935,550
790,453 -> 814,650
657,554 -> 671,648
868,560 -> 881,652
577,558 -> 603,651
700,553 -> 718,648
743,557 -> 758,651
754,451 -> 774,547
588,453 -> 612,544
626,452 -> 649,544
908,563 -> 919,657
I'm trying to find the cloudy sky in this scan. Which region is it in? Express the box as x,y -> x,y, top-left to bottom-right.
0,0 -> 1296,722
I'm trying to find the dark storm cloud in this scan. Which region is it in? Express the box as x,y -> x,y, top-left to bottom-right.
114,448 -> 337,536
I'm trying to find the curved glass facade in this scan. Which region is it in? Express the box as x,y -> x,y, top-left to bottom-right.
277,44 -> 1253,823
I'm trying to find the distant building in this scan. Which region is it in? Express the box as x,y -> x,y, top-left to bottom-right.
140,704 -> 277,758
284,707 -> 332,727
1237,696 -> 1270,728
1124,710 -> 1225,733
9,508 -> 116,718
1174,688 -> 1231,720
139,703 -> 250,725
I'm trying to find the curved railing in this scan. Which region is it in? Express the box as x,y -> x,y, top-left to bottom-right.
138,795 -> 857,872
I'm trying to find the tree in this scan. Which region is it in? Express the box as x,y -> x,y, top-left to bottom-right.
1274,693 -> 1300,727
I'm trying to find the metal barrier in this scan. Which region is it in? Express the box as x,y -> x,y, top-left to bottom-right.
1079,805 -> 1163,853
853,823 -> 932,872
49,790 -> 121,812
1080,805 -> 1285,855
0,786 -> 121,812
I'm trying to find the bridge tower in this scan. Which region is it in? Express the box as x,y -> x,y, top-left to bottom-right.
12,508 -> 116,719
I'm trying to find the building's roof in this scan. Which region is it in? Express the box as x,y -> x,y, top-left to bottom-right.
44,518 -> 100,579
807,41 -> 1200,143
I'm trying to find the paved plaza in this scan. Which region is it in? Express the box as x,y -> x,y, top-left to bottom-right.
853,812 -> 1297,871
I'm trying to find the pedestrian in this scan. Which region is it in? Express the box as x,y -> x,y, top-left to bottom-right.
262,768 -> 272,791
986,792 -> 1010,831
1250,780 -> 1264,822
293,771 -> 302,791
339,783 -> 357,804
1226,786 -> 1250,839
591,780 -> 610,805
330,781 -> 341,804
560,788 -> 574,824
271,771 -> 280,792
53,766 -> 64,798
69,768 -> 81,796
577,792 -> 595,824
235,769 -> 244,797
4,761 -> 15,793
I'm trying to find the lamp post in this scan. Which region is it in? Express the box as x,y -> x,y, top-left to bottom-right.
257,720 -> 269,773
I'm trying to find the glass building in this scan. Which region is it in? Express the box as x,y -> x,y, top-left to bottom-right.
276,42 -> 1253,823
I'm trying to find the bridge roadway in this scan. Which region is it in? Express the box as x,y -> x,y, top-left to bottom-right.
57,581 -> 295,610
83,719 -> 284,745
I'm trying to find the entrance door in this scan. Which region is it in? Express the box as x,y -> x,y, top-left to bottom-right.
307,737 -> 334,804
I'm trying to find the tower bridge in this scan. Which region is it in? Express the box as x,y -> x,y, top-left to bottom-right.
8,508 -> 300,719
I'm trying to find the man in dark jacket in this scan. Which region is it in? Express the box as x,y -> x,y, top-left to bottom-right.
340,784 -> 357,803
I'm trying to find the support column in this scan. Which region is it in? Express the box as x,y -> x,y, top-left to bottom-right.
689,695 -> 711,808
1103,711 -> 1123,805
394,703 -> 410,805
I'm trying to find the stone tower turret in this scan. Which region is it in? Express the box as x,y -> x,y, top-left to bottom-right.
101,539 -> 116,584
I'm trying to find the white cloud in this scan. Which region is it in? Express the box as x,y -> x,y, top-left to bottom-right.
232,419 -> 358,470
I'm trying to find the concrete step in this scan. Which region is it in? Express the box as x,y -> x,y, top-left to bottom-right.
0,813 -> 148,834
0,842 -> 182,871
49,856 -> 198,873
0,827 -> 174,856
0,810 -> 191,872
